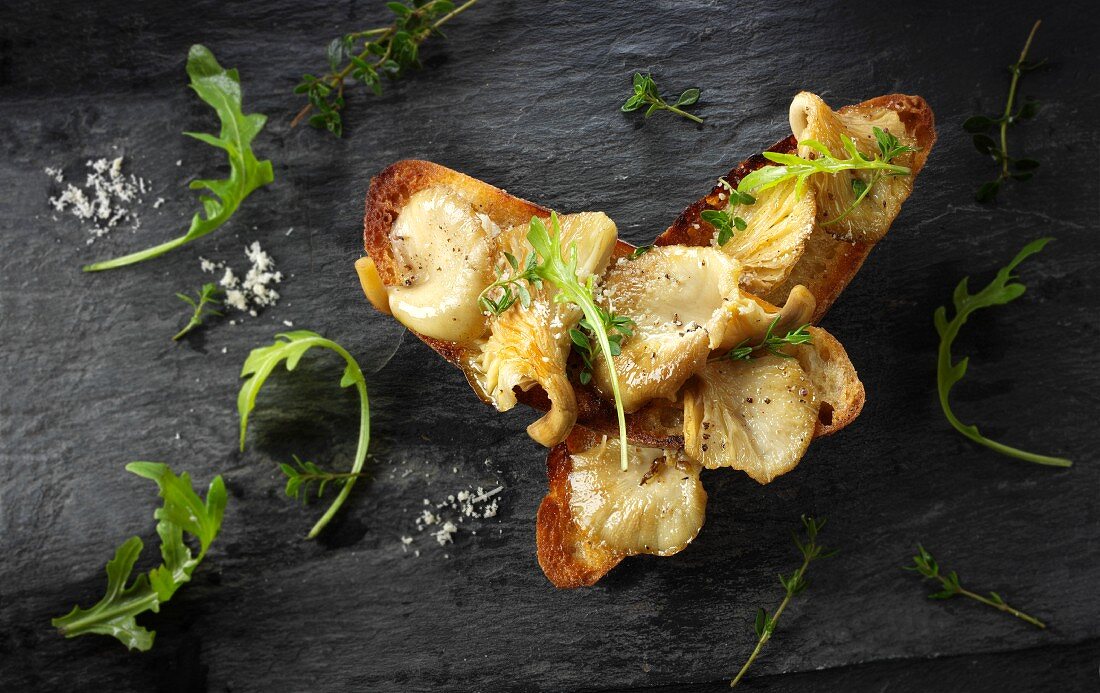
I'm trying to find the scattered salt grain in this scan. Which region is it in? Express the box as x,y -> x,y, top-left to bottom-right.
153,197 -> 165,209
282,320 -> 294,327
405,480 -> 504,555
46,157 -> 151,243
199,242 -> 284,318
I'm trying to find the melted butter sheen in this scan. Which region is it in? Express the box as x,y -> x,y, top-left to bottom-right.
387,186 -> 496,342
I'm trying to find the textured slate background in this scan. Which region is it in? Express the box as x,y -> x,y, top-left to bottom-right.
1,0 -> 1097,691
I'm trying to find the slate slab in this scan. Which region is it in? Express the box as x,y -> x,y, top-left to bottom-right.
1,0 -> 1097,691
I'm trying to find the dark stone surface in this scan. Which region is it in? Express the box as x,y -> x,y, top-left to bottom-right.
1,0 -> 1097,691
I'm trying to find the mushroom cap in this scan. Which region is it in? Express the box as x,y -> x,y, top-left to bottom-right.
590,245 -> 742,412
714,178 -> 817,294
568,436 -> 706,557
683,354 -> 819,483
790,91 -> 921,243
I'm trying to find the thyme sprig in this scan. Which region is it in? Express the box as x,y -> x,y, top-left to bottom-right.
906,544 -> 1046,629
621,73 -> 703,124
280,455 -> 369,502
731,516 -> 837,688
935,237 -> 1071,467
477,213 -> 633,470
173,282 -> 223,341
477,251 -> 542,315
293,0 -> 480,137
964,20 -> 1044,203
714,315 -> 812,362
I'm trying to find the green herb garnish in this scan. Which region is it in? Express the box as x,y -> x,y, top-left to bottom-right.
702,127 -> 914,245
627,245 -> 653,260
964,20 -> 1043,203
934,237 -> 1071,467
700,179 -> 753,246
621,72 -> 703,124
736,127 -> 914,226
719,315 -> 812,362
52,463 -> 226,652
84,46 -> 273,271
569,311 -> 634,387
173,282 -> 223,341
477,213 -> 633,470
238,331 -> 371,537
731,516 -> 836,688
280,455 -> 369,502
293,0 -> 479,137
906,544 -> 1046,629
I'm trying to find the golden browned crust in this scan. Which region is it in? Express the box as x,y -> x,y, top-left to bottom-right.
801,327 -> 865,437
657,94 -> 936,323
535,427 -> 623,588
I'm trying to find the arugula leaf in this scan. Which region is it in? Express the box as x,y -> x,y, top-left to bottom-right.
238,331 -> 371,537
526,213 -> 632,470
738,129 -> 912,200
83,45 -> 274,271
934,238 -> 1071,467
52,463 -> 227,651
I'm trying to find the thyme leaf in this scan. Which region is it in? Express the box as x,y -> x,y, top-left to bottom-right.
293,0 -> 480,137
731,516 -> 836,687
280,455 -> 370,502
621,72 -> 703,124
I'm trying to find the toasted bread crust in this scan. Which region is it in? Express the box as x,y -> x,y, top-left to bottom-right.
536,428 -> 624,588
802,327 -> 865,437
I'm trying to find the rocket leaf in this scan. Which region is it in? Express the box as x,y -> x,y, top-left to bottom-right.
52,463 -> 227,651
84,45 -> 274,271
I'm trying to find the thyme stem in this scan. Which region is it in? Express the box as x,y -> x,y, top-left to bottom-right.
998,20 -> 1041,183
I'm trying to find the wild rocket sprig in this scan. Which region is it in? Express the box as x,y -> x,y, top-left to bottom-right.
703,128 -> 915,245
906,544 -> 1046,629
934,237 -> 1071,467
52,463 -> 227,652
964,20 -> 1044,203
173,282 -> 223,341
730,516 -> 836,688
238,331 -> 371,537
717,315 -> 812,362
84,46 -> 273,271
621,72 -> 703,124
476,213 -> 634,470
293,0 -> 480,137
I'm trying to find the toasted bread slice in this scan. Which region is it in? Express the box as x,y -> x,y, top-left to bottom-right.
658,93 -> 936,322
360,161 -> 864,446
